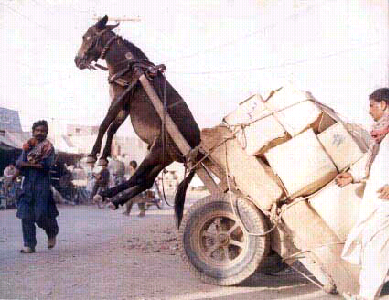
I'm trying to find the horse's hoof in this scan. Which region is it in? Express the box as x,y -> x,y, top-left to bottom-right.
97,158 -> 108,166
86,155 -> 97,164
107,202 -> 117,210
92,194 -> 102,204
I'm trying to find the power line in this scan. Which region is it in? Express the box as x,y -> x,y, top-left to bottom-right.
0,2 -> 49,30
169,41 -> 381,75
163,1 -> 325,64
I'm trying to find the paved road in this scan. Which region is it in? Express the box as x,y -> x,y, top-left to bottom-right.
0,204 -> 356,299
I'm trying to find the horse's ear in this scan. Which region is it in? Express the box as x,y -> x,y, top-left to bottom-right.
96,15 -> 108,30
106,23 -> 120,31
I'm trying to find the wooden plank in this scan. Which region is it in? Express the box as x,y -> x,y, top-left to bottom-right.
139,75 -> 191,155
139,75 -> 219,194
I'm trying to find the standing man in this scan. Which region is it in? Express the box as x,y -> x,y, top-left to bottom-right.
3,162 -> 17,196
336,88 -> 389,300
16,120 -> 58,253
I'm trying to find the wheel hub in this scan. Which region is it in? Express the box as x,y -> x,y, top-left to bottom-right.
217,233 -> 230,246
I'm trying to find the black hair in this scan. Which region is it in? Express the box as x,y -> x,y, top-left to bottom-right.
370,88 -> 389,104
32,120 -> 48,132
129,160 -> 137,168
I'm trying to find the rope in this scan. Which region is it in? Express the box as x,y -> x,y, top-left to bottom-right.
280,241 -> 346,293
223,142 -> 284,237
281,241 -> 346,264
288,264 -> 325,290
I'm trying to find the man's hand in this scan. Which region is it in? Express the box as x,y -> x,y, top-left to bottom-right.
335,172 -> 353,187
378,185 -> 389,200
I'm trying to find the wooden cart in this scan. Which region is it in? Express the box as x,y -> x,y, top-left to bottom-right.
140,75 -> 365,295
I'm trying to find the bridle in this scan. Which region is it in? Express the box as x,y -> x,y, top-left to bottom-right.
100,34 -> 120,60
82,27 -> 119,70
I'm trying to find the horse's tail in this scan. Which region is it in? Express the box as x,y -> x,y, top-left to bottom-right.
175,169 -> 196,229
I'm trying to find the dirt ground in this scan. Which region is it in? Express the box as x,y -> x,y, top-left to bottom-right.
0,191 -> 387,300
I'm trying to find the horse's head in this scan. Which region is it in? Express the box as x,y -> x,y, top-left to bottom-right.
74,15 -> 119,70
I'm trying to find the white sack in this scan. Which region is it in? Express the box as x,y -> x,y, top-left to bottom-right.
265,129 -> 338,198
224,94 -> 287,155
317,123 -> 365,172
309,181 -> 365,241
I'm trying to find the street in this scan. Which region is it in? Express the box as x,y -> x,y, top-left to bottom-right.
0,199 -> 356,300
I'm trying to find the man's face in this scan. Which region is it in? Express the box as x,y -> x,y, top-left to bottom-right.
33,125 -> 48,142
369,99 -> 387,122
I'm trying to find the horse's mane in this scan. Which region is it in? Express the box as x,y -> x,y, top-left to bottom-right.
122,38 -> 148,60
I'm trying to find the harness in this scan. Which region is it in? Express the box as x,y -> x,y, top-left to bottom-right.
108,58 -> 166,87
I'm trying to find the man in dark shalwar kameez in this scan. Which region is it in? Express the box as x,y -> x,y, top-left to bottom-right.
16,120 -> 59,253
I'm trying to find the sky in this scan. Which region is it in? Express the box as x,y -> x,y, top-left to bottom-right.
0,0 -> 387,135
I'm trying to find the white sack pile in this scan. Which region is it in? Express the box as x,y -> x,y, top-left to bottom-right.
223,85 -> 326,156
223,85 -> 367,200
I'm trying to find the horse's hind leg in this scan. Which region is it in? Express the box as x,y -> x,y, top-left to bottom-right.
98,110 -> 129,166
109,163 -> 166,208
100,138 -> 172,198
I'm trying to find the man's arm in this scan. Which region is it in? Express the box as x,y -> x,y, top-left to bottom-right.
39,149 -> 55,172
15,150 -> 40,169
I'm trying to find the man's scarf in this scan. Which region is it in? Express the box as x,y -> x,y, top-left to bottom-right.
26,139 -> 53,164
365,111 -> 389,175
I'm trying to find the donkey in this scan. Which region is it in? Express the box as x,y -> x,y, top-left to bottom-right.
74,15 -> 200,227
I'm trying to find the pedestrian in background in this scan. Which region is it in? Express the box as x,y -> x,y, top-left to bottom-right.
91,163 -> 110,208
123,160 -> 146,217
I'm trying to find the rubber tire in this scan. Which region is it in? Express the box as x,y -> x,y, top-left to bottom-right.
178,194 -> 270,285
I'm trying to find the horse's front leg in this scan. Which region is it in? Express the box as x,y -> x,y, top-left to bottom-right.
88,95 -> 126,163
98,110 -> 129,166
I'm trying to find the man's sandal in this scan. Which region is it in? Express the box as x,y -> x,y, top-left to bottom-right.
20,247 -> 35,253
48,236 -> 56,249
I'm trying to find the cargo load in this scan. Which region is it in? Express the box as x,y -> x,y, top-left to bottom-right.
200,125 -> 284,210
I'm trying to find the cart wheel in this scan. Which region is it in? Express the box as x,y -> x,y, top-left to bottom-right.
178,194 -> 270,285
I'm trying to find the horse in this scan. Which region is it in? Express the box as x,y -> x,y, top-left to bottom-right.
74,15 -> 200,227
